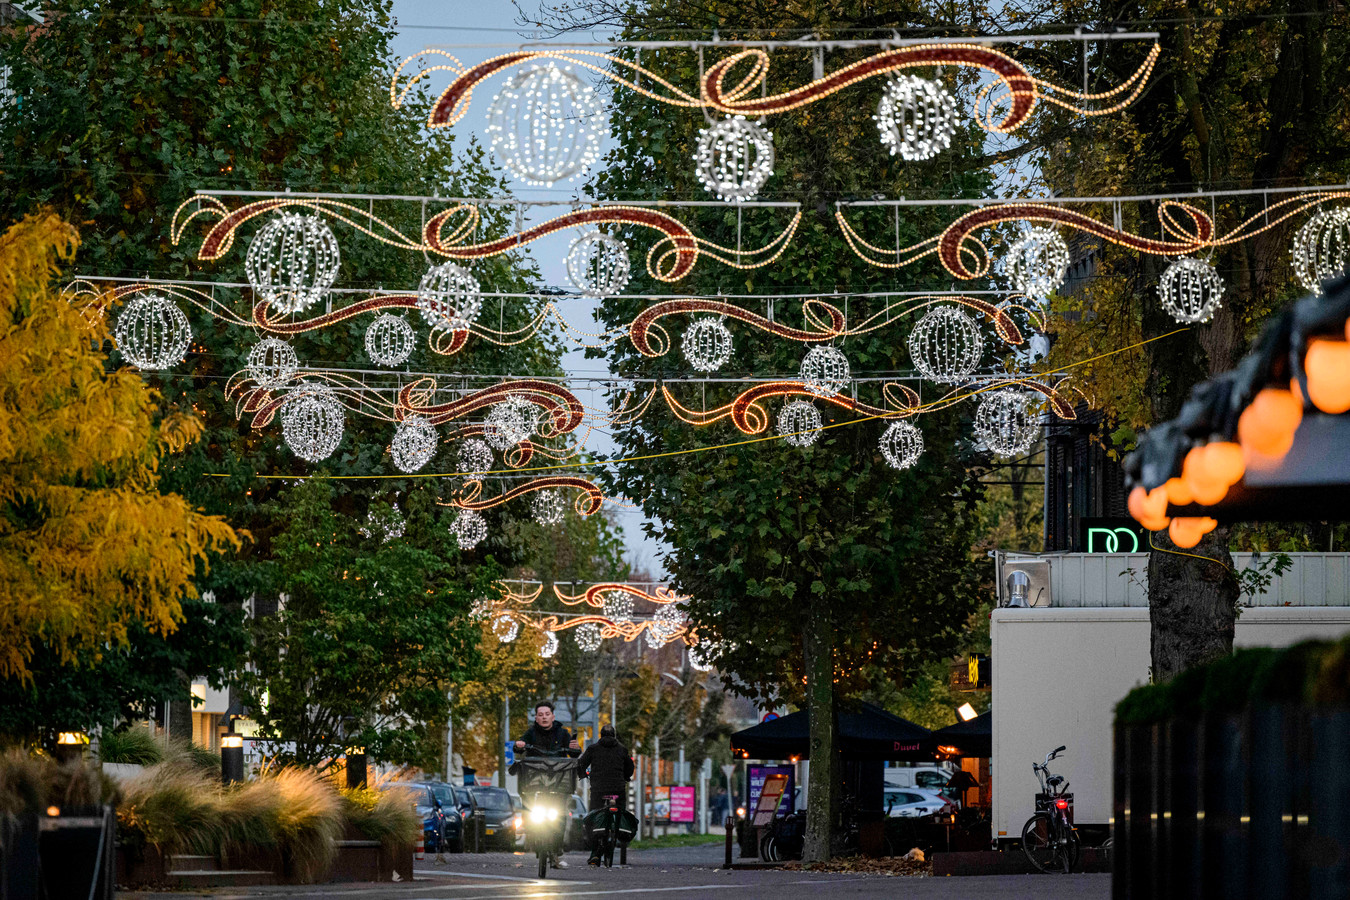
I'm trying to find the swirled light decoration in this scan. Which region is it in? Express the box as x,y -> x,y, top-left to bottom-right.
778,400 -> 822,447
390,415 -> 438,473
493,614 -> 520,643
451,509 -> 488,550
281,383 -> 345,461
359,503 -> 406,543
681,316 -> 735,371
532,489 -> 566,526
365,313 -> 416,366
875,75 -> 958,161
457,439 -> 494,476
417,261 -> 481,330
602,590 -> 635,624
879,420 -> 924,470
448,475 -> 606,518
1158,257 -> 1224,324
974,389 -> 1041,458
574,621 -> 603,652
247,336 -> 298,388
114,293 -> 191,370
1292,206 -> 1350,294
484,63 -> 606,187
244,213 -> 340,314
687,642 -> 716,672
539,630 -> 559,659
1006,227 -> 1070,298
907,306 -> 983,384
565,231 -> 631,298
799,345 -> 850,397
483,396 -> 537,450
694,116 -> 775,202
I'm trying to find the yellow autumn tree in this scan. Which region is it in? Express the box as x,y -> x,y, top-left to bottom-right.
0,212 -> 239,683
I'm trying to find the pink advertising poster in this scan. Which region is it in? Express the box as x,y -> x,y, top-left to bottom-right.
669,786 -> 696,823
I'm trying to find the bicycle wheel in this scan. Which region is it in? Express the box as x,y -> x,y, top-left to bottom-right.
1021,812 -> 1057,873
537,848 -> 548,879
1063,827 -> 1081,873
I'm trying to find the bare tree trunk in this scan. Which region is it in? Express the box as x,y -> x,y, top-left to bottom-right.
802,601 -> 838,863
1148,527 -> 1239,681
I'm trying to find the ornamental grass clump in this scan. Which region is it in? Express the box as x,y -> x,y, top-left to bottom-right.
98,729 -> 163,766
0,750 -> 115,817
268,768 -> 342,882
118,761 -> 223,857
339,783 -> 419,851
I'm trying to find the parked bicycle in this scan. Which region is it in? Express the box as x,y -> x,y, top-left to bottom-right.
1020,745 -> 1080,874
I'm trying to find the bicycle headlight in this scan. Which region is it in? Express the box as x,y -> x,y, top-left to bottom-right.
546,806 -> 559,820
529,808 -> 545,823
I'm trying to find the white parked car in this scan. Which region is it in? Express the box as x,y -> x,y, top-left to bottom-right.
885,788 -> 948,818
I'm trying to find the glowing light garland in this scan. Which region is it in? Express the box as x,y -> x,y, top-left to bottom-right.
602,590 -> 635,624
1157,257 -> 1224,324
573,622 -> 603,652
799,346 -> 850,397
532,489 -> 566,525
493,613 -> 520,643
974,389 -> 1041,457
359,503 -> 406,543
365,313 -> 416,366
417,261 -> 481,330
390,415 -> 438,473
682,316 -> 735,372
539,631 -> 559,658
280,383 -> 345,462
875,75 -> 957,161
451,509 -> 488,549
688,642 -> 716,672
1005,227 -> 1070,298
457,439 -> 494,476
777,399 -> 822,447
565,231 -> 631,298
114,293 -> 191,370
483,396 -> 537,449
694,116 -> 775,202
244,213 -> 340,314
879,420 -> 924,469
1292,206 -> 1350,294
484,63 -> 606,187
907,305 -> 983,384
247,336 -> 298,388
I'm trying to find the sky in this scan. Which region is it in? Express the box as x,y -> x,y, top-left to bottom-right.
385,1 -> 670,578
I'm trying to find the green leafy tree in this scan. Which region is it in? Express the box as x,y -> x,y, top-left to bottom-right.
527,0 -> 998,859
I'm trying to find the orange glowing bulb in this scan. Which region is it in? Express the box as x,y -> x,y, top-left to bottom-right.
1128,485 -> 1170,528
1205,441 -> 1246,487
1163,477 -> 1194,506
1182,446 -> 1229,506
1303,339 -> 1350,414
1169,516 -> 1207,549
1237,388 -> 1302,459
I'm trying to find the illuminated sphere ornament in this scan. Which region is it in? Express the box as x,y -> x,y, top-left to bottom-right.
799,345 -> 850,397
483,397 -> 536,450
682,317 -> 734,372
245,213 -> 340,314
1006,227 -> 1070,298
574,622 -> 603,652
694,116 -> 775,202
907,306 -> 983,384
281,383 -> 344,462
778,400 -> 823,447
365,314 -> 415,366
493,614 -> 520,644
879,420 -> 924,470
1158,257 -> 1225,324
359,503 -> 405,543
648,603 -> 685,649
484,63 -> 605,187
565,231 -> 631,298
450,509 -> 488,550
247,336 -> 298,388
114,293 -> 191,370
602,591 -> 635,624
390,415 -> 438,473
539,631 -> 559,659
974,389 -> 1041,458
532,489 -> 566,526
874,75 -> 958,161
688,642 -> 716,673
417,261 -> 481,330
457,439 -> 494,476
1292,207 -> 1350,294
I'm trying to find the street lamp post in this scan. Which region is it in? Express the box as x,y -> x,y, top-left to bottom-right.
221,725 -> 244,785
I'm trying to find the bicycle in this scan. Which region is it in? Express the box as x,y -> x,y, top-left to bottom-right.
512,745 -> 577,879
1020,745 -> 1080,874
585,793 -> 635,867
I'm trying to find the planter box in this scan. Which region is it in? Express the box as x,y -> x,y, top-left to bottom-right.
101,762 -> 145,782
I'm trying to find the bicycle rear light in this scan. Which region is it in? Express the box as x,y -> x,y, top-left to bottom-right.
1055,798 -> 1068,809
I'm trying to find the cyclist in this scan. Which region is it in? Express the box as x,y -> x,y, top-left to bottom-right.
513,701 -> 580,868
574,723 -> 635,866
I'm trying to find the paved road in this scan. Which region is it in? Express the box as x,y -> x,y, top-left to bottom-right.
118,844 -> 1110,899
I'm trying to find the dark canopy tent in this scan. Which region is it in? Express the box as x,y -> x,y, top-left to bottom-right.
926,711 -> 991,758
729,702 -> 932,761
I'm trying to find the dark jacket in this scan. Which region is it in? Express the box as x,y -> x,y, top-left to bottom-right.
575,735 -> 635,799
518,721 -> 580,758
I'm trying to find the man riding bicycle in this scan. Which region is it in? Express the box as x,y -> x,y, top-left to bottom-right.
512,701 -> 580,869
574,723 -> 635,867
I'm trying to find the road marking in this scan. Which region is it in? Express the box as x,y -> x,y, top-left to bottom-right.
416,870 -> 572,883
412,887 -> 740,900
